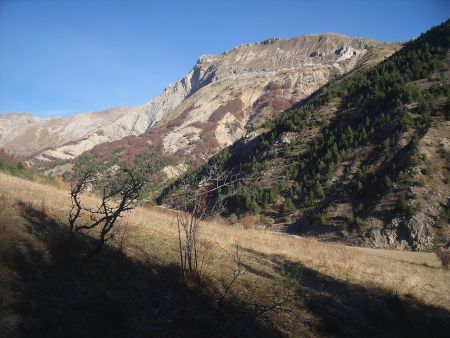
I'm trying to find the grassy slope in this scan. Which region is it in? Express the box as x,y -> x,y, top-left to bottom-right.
1,172 -> 449,337
0,149 -> 61,186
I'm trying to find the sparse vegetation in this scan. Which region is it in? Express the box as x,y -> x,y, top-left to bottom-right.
398,194 -> 422,219
67,151 -> 165,255
345,213 -> 364,233
0,149 -> 56,184
280,198 -> 296,219
1,172 -> 450,337
172,160 -> 242,278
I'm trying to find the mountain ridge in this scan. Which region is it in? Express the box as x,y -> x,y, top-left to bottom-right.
159,19 -> 450,251
0,33 -> 399,168
92,33 -> 399,166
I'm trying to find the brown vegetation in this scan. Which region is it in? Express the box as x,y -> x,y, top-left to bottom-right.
209,98 -> 245,123
90,135 -> 155,165
1,172 -> 449,337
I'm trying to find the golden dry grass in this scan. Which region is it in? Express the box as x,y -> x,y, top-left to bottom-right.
1,172 -> 448,308
1,172 -> 449,337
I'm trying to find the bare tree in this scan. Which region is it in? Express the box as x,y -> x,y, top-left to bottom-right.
175,160 -> 242,278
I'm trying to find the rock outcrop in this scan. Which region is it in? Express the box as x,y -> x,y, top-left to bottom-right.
0,33 -> 400,165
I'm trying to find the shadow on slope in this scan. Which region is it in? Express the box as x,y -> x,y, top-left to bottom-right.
0,202 -> 281,338
242,247 -> 450,338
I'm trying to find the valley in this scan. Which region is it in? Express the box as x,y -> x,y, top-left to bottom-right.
0,11 -> 449,338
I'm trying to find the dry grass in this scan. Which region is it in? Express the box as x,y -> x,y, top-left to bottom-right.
436,247 -> 450,270
130,206 -> 450,312
1,172 -> 449,337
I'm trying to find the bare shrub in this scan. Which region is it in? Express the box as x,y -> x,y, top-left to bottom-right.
216,243 -> 299,328
174,160 -> 242,278
218,243 -> 247,303
239,214 -> 260,228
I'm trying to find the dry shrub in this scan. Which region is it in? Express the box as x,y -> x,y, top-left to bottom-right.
210,215 -> 231,227
436,247 -> 450,270
228,213 -> 239,224
239,214 -> 260,228
209,98 -> 244,122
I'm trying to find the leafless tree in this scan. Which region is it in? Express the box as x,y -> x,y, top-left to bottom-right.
174,160 -> 243,278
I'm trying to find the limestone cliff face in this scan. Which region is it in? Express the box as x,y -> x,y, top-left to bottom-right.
0,33 -> 400,164
145,33 -> 400,161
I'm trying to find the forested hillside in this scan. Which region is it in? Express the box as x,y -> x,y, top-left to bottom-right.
159,20 -> 450,251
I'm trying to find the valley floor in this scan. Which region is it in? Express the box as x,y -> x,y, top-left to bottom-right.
1,172 -> 449,337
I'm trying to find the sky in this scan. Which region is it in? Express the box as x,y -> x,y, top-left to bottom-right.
0,0 -> 449,117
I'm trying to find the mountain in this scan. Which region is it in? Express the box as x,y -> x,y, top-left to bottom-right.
159,20 -> 450,251
0,34 -> 399,167
0,113 -> 43,148
139,34 -> 399,163
2,20 -> 450,338
0,107 -> 155,161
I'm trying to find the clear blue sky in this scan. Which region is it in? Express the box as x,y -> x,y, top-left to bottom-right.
0,0 -> 448,117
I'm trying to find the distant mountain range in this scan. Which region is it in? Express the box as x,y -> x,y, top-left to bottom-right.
0,33 -> 399,168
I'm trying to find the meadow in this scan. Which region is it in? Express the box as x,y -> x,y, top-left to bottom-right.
1,172 -> 449,337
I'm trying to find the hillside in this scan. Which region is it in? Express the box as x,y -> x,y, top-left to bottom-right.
0,107 -> 155,162
0,149 -> 60,186
159,20 -> 450,251
0,34 -> 399,169
1,172 -> 450,337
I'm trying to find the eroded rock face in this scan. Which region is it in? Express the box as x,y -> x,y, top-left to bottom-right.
406,216 -> 434,251
0,33 -> 400,164
0,113 -> 43,147
0,108 -> 152,160
141,34 -> 400,162
367,216 -> 434,251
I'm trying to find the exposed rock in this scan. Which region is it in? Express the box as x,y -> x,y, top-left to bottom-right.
0,113 -> 43,146
1,33 -> 400,167
384,219 -> 400,246
368,218 -> 407,250
406,216 -> 434,251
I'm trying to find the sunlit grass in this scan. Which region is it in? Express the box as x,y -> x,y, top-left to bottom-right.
1,171 -> 448,312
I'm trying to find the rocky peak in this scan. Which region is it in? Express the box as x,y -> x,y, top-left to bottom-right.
171,33 -> 385,97
0,33 -> 400,166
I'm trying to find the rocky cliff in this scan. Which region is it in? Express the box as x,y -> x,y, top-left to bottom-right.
145,34 -> 399,162
158,20 -> 450,251
0,33 -> 400,166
